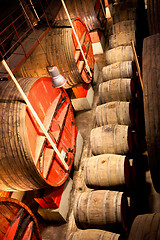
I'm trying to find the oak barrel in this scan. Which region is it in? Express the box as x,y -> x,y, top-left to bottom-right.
68,229 -> 122,240
109,31 -> 136,49
109,20 -> 136,36
106,46 -> 134,65
129,213 -> 160,240
102,61 -> 136,81
16,18 -> 94,89
96,101 -> 134,126
0,197 -> 41,239
74,190 -> 129,231
84,154 -> 131,188
55,0 -> 101,32
0,77 -> 75,191
112,8 -> 137,24
111,1 -> 138,16
90,125 -> 133,155
99,79 -> 135,104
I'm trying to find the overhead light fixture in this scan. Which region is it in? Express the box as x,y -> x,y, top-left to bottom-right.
48,66 -> 67,88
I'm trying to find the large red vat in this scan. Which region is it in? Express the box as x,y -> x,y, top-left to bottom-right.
15,18 -> 95,89
0,197 -> 41,240
0,77 -> 76,191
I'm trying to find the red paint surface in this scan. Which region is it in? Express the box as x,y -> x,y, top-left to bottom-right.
89,30 -> 103,43
0,198 -> 41,240
26,77 -> 76,187
34,183 -> 65,209
72,84 -> 90,98
72,18 -> 95,83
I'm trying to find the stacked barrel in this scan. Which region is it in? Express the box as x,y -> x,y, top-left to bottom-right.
68,0 -> 146,239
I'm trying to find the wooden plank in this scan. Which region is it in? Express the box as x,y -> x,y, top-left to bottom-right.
3,209 -> 24,240
40,92 -> 63,132
74,31 -> 87,63
21,221 -> 34,240
43,104 -> 69,178
34,92 -> 62,165
77,41 -> 90,74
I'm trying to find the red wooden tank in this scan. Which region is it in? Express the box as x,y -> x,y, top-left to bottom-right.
0,76 -> 76,191
72,18 -> 95,85
16,18 -> 95,89
0,197 -> 41,240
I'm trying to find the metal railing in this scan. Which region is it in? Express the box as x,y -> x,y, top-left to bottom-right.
0,0 -> 56,61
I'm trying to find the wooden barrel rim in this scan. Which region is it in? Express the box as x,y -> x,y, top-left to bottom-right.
124,156 -> 131,189
129,101 -> 134,127
26,77 -> 76,187
0,197 -> 41,239
74,193 -> 83,229
134,102 -> 140,131
132,61 -> 137,78
0,77 -> 76,191
128,126 -> 133,153
121,193 -> 129,231
133,130 -> 139,153
72,17 -> 94,83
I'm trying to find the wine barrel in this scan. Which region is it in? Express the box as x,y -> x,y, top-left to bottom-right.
74,190 -> 129,231
96,101 -> 134,127
15,18 -> 95,89
68,229 -> 122,240
55,0 -> 101,32
0,77 -> 76,191
106,46 -> 134,65
109,31 -> 136,49
109,20 -> 136,36
90,125 -> 133,155
99,79 -> 135,104
128,213 -> 160,240
111,1 -> 138,15
0,197 -> 41,239
102,61 -> 136,81
112,8 -> 137,24
84,154 -> 131,188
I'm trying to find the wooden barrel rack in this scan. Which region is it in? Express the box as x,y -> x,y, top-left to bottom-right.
16,18 -> 95,89
0,76 -> 76,191
0,197 -> 41,240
